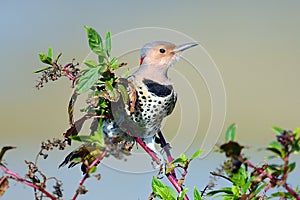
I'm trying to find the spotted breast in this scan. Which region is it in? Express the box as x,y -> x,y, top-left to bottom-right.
128,77 -> 177,138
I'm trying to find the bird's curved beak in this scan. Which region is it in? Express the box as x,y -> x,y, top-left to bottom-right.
172,42 -> 198,53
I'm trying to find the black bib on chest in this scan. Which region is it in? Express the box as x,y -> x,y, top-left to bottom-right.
142,79 -> 173,97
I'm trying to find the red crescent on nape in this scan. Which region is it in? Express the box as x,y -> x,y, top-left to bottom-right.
139,56 -> 146,66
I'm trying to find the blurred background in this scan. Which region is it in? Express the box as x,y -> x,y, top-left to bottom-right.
1,1 -> 299,199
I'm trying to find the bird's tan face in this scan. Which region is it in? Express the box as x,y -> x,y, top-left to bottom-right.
143,44 -> 179,67
136,41 -> 198,84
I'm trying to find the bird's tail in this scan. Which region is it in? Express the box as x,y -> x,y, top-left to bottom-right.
59,135 -> 134,174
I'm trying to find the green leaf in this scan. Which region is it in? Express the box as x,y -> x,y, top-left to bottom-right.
294,128 -> 300,139
152,177 -> 176,199
270,191 -> 294,199
171,153 -> 188,165
152,184 -> 163,199
92,131 -> 105,146
69,135 -> 94,143
272,126 -> 284,134
206,187 -> 233,196
267,147 -> 283,158
267,141 -> 284,158
178,188 -> 188,200
117,84 -> 129,105
164,186 -> 177,200
231,167 -> 246,187
39,53 -> 52,65
98,55 -> 105,64
180,153 -> 187,161
165,164 -> 176,174
194,187 -> 202,200
251,183 -> 267,196
267,164 -> 283,176
98,97 -> 109,109
152,177 -> 164,191
84,60 -> 97,68
110,57 -> 118,70
268,141 -> 282,149
153,185 -> 176,200
91,121 -> 105,146
105,80 -> 118,100
190,149 -> 204,161
231,185 -> 240,197
171,157 -> 186,165
33,66 -> 52,74
55,52 -> 62,62
242,180 -> 252,194
270,191 -> 287,198
225,123 -> 236,142
76,67 -> 101,94
99,64 -> 108,74
293,138 -> 300,153
105,80 -> 114,93
89,166 -> 97,174
47,47 -> 52,58
105,31 -> 112,56
84,25 -> 104,56
287,162 -> 296,173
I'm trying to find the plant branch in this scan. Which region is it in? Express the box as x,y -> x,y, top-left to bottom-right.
62,63 -> 75,80
281,152 -> 290,184
0,164 -> 56,200
245,160 -> 300,200
72,149 -> 107,200
167,174 -> 189,200
285,184 -> 300,200
135,137 -> 189,200
245,160 -> 275,181
210,171 -> 233,183
135,137 -> 160,164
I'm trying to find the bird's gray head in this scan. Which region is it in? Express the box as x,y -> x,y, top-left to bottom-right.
134,41 -> 198,84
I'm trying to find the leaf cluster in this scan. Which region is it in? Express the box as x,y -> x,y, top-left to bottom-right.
207,124 -> 300,200
35,48 -> 79,89
151,150 -> 204,200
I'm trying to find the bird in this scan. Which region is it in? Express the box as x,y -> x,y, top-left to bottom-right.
59,41 -> 198,172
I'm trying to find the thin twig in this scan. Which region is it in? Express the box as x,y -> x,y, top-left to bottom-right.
245,160 -> 300,200
135,137 -> 189,200
210,171 -> 233,183
56,62 -> 75,80
0,164 -> 56,200
281,152 -> 290,184
285,184 -> 300,200
72,149 -> 107,200
246,160 -> 275,181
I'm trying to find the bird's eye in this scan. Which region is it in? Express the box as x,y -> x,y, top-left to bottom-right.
159,48 -> 166,53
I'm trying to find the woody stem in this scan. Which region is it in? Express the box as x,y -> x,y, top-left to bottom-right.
135,137 -> 189,200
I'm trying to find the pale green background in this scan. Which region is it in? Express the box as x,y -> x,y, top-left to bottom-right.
1,1 -> 299,199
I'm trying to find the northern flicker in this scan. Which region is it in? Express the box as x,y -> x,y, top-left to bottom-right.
60,41 -> 198,171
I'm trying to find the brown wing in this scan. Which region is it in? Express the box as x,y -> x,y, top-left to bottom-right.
113,78 -> 137,115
